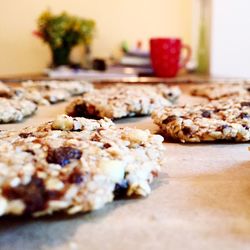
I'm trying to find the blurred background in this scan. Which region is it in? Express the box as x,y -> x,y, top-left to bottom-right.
0,0 -> 250,78
0,0 -> 193,75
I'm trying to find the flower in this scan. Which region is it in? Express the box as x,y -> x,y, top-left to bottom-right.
34,10 -> 96,50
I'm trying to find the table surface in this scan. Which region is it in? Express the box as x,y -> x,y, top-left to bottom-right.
0,85 -> 249,250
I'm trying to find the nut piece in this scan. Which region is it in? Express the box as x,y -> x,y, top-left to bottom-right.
46,178 -> 64,190
98,159 -> 125,183
122,129 -> 150,144
52,115 -> 74,131
0,197 -> 7,216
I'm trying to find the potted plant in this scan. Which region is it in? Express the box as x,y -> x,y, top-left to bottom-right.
33,10 -> 95,67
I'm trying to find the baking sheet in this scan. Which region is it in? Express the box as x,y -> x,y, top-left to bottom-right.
0,89 -> 249,250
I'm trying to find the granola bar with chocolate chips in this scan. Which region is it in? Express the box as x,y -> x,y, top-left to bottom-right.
0,115 -> 164,217
19,80 -> 93,105
191,83 -> 250,100
66,84 -> 181,119
152,98 -> 250,142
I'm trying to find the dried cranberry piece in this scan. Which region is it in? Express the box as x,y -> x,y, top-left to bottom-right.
47,146 -> 82,167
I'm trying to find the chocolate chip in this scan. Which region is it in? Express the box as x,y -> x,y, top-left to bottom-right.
3,176 -> 46,214
103,143 -> 112,148
19,132 -> 33,138
113,180 -> 129,199
214,108 -> 221,113
241,102 -> 250,107
68,169 -> 84,184
242,124 -> 250,130
238,112 -> 250,119
201,110 -> 211,118
216,124 -> 229,131
47,146 -> 82,167
91,133 -> 101,142
162,115 -> 177,124
214,108 -> 226,113
182,127 -> 192,135
46,190 -> 63,200
0,92 -> 12,98
25,149 -> 35,155
71,103 -> 101,119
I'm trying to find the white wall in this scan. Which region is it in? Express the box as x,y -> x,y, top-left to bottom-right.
210,0 -> 250,78
0,0 -> 192,76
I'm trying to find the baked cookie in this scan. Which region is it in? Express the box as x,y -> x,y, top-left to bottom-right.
0,82 -> 68,105
20,80 -> 93,105
0,82 -> 37,123
191,83 -> 250,100
0,97 -> 37,123
66,84 -> 181,119
22,80 -> 93,95
152,98 -> 250,142
0,115 -> 164,217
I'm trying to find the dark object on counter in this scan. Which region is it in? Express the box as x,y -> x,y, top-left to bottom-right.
92,59 -> 107,71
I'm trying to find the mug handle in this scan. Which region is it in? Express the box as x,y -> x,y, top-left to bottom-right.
179,44 -> 192,69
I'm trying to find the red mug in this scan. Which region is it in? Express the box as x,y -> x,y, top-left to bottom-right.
150,38 -> 191,77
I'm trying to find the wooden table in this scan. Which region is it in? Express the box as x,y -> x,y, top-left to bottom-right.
0,84 -> 249,250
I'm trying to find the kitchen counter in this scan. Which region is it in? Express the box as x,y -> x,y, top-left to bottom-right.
0,86 -> 249,250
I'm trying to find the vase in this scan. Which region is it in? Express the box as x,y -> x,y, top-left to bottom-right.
196,0 -> 210,74
51,47 -> 71,67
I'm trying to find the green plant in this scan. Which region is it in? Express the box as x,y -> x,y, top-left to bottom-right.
34,10 -> 95,66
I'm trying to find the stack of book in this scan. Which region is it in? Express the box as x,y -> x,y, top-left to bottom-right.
118,50 -> 153,76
